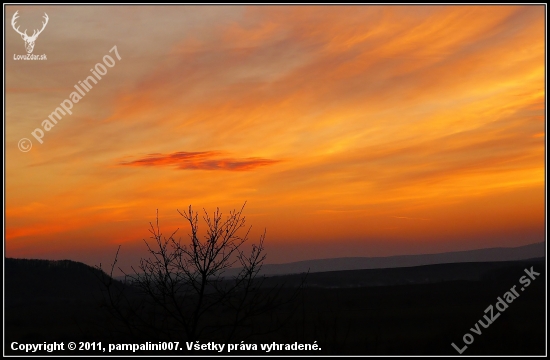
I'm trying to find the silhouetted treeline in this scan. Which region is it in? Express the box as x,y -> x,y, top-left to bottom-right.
5,257 -> 545,355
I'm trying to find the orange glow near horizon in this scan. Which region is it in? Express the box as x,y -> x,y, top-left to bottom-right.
5,5 -> 545,271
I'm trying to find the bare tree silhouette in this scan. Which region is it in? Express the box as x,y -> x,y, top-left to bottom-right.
96,202 -> 304,345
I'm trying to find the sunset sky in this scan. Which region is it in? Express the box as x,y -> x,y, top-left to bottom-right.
5,5 -> 545,271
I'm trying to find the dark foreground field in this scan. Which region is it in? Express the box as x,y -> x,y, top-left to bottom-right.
5,257 -> 545,355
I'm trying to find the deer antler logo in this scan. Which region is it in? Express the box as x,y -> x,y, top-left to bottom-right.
11,10 -> 49,54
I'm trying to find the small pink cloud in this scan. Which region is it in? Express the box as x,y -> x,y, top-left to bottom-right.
119,151 -> 280,171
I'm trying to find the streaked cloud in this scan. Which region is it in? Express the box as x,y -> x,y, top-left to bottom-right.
393,216 -> 431,221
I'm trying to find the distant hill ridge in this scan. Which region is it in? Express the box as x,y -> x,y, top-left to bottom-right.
6,242 -> 544,281
250,241 -> 545,276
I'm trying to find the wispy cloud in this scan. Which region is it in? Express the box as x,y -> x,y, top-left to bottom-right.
393,216 -> 431,221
